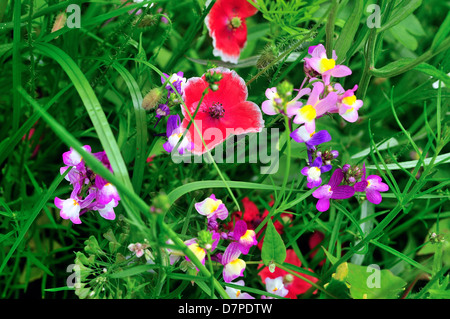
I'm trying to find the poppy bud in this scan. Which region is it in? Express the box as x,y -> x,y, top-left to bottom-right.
142,88 -> 163,111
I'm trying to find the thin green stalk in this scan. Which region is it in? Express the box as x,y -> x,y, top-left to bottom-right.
325,0 -> 339,57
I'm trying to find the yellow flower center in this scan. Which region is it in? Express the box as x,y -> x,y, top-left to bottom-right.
236,290 -> 241,297
319,58 -> 336,73
342,95 -> 356,106
73,199 -> 79,206
299,105 -> 317,122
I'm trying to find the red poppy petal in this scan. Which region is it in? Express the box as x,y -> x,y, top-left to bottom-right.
201,68 -> 248,107
221,0 -> 258,18
182,77 -> 209,116
219,101 -> 264,134
211,23 -> 248,63
241,197 -> 260,223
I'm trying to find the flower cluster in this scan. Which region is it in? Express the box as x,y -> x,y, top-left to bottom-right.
152,71 -> 187,127
262,44 -> 389,211
54,146 -> 121,224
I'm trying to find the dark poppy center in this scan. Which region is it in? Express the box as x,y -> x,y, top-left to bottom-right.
207,102 -> 225,119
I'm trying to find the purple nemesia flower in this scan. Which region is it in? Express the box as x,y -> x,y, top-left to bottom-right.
225,280 -> 255,299
194,194 -> 229,220
163,114 -> 194,155
55,146 -> 121,224
290,125 -> 332,149
312,168 -> 355,212
301,157 -> 332,189
222,242 -> 246,283
185,232 -> 220,270
161,71 -> 186,96
304,44 -> 352,85
354,164 -> 389,204
155,104 -> 170,119
230,220 -> 258,255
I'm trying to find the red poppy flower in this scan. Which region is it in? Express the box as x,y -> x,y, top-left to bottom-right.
205,0 -> 258,63
180,67 -> 264,155
258,249 -> 318,299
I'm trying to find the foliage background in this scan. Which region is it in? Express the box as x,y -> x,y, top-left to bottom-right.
0,0 -> 449,299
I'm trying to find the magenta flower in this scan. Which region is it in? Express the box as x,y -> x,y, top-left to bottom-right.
230,219 -> 258,255
222,242 -> 246,283
354,164 -> 389,204
304,44 -> 352,85
286,81 -> 337,133
312,168 -> 355,212
301,157 -> 332,189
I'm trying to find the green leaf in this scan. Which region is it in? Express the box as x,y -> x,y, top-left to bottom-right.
261,220 -> 286,266
346,263 -> 407,299
111,62 -> 147,196
321,246 -> 339,265
334,0 -> 363,63
431,11 -> 450,50
378,0 -> 422,33
413,63 -> 450,87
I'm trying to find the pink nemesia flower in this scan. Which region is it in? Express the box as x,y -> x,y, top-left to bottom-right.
195,194 -> 229,220
262,87 -> 310,116
222,242 -> 246,283
337,85 -> 364,123
286,81 -> 337,133
185,232 -> 220,270
128,242 -> 149,258
262,276 -> 289,299
230,219 -> 258,255
224,280 -> 255,299
54,197 -> 82,224
205,0 -> 258,63
180,67 -> 264,154
304,44 -> 352,85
